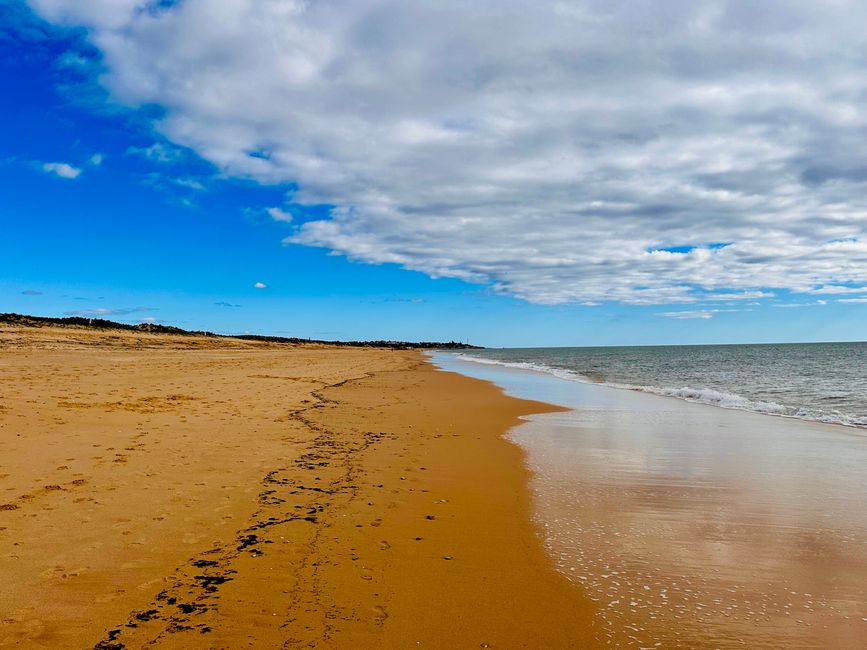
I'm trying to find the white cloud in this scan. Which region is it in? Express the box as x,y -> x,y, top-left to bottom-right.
89,153 -> 104,166
659,310 -> 714,320
126,142 -> 184,164
63,306 -> 156,316
804,285 -> 867,295
703,291 -> 775,301
266,207 -> 293,223
28,0 -> 141,29
42,161 -> 82,179
253,281 -> 267,289
173,177 -> 205,191
28,0 -> 867,305
140,171 -> 206,195
773,300 -> 828,308
658,308 -> 741,320
838,298 -> 867,304
68,308 -> 112,316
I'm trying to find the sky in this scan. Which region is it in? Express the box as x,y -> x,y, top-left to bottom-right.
1,0 -> 866,347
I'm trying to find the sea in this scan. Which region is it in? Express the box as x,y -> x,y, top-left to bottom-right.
431,345 -> 867,648
453,342 -> 867,429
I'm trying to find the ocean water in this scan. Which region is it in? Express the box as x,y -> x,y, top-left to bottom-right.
430,352 -> 867,648
456,342 -> 867,428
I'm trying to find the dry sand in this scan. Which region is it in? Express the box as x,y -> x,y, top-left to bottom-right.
0,326 -> 595,648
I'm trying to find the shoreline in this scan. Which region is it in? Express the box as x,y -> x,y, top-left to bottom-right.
0,326 -> 596,648
448,351 -> 867,431
436,351 -> 867,648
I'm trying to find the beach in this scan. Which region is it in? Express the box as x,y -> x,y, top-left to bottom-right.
6,1 -> 865,646
0,325 -> 595,648
434,352 -> 867,649
7,324 -> 866,650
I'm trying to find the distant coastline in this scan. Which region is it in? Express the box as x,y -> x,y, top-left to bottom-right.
0,312 -> 482,350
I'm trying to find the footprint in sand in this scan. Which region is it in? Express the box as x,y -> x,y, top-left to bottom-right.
372,605 -> 388,625
40,565 -> 86,581
38,565 -> 65,579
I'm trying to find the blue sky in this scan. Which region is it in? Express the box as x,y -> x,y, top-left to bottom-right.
2,1 -> 866,347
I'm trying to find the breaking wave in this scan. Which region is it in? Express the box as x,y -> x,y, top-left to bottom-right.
452,353 -> 867,429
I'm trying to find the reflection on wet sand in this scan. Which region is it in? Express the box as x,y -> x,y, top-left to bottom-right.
519,400 -> 867,648
433,354 -> 867,649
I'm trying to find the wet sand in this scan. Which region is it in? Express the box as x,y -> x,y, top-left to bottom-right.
0,326 -> 596,648
434,353 -> 867,649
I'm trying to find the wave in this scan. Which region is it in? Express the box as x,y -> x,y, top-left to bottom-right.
451,353 -> 867,429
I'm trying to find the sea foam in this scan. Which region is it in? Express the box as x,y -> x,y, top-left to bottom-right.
452,352 -> 867,429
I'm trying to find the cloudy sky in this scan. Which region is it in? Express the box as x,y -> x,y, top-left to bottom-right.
2,0 -> 866,345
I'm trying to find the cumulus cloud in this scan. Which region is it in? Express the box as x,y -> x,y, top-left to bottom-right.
266,207 -> 293,223
804,285 -> 867,295
28,0 -> 141,29
28,0 -> 867,305
253,282 -> 267,289
42,161 -> 81,179
703,291 -> 775,301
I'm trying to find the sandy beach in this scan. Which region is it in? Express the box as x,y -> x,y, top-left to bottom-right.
0,325 -> 595,648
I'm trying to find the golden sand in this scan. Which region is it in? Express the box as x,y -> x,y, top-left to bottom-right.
0,326 -> 595,648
